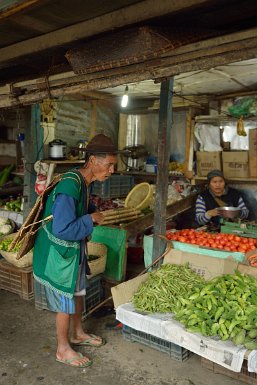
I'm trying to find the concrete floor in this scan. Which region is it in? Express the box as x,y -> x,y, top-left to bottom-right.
0,290 -> 248,385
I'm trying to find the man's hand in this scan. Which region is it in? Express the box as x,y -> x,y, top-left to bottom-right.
91,212 -> 104,225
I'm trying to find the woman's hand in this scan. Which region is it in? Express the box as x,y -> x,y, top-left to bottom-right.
207,208 -> 219,218
91,212 -> 104,225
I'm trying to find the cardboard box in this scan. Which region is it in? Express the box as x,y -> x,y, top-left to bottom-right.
249,129 -> 257,177
249,128 -> 257,156
111,249 -> 238,309
222,151 -> 249,178
196,151 -> 222,177
249,156 -> 257,177
112,248 -> 257,309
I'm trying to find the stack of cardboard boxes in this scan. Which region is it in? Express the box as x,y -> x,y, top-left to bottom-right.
196,128 -> 257,178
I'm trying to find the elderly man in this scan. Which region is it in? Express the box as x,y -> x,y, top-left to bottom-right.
33,134 -> 118,367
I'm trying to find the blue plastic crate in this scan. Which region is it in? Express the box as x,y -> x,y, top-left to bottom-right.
34,275 -> 103,312
85,275 -> 104,311
92,175 -> 134,199
122,325 -> 193,362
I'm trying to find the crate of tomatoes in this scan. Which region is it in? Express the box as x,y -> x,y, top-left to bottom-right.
165,229 -> 257,263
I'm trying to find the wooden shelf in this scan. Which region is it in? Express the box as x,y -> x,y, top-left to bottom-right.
42,159 -> 84,164
121,193 -> 197,236
193,175 -> 257,182
0,185 -> 23,196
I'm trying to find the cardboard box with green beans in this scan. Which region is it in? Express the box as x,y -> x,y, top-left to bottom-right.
113,249 -> 257,351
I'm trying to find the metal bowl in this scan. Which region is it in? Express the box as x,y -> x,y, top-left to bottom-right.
216,206 -> 241,219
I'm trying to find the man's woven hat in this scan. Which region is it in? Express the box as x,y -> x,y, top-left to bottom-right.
86,134 -> 119,154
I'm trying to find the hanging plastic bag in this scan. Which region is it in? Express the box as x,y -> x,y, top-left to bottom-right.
34,161 -> 49,195
228,97 -> 257,118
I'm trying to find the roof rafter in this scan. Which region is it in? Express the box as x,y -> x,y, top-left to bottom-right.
0,0 -> 209,64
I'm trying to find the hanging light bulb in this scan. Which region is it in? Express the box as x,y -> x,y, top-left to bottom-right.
121,85 -> 129,108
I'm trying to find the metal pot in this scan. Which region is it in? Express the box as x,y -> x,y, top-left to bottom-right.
217,206 -> 241,219
48,139 -> 67,159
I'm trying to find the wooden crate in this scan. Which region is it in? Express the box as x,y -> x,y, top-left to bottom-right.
201,357 -> 257,385
0,259 -> 34,300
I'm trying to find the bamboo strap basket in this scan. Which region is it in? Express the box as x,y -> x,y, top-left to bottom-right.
87,242 -> 107,278
0,233 -> 33,268
8,175 -> 61,259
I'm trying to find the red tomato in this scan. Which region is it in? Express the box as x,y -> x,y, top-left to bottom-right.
178,236 -> 186,242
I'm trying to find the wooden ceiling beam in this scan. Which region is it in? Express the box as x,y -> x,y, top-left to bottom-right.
0,0 -> 210,64
0,0 -> 45,20
10,14 -> 54,33
1,28 -> 257,107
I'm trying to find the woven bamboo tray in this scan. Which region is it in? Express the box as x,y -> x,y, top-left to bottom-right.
0,233 -> 33,268
125,182 -> 153,210
87,241 -> 107,278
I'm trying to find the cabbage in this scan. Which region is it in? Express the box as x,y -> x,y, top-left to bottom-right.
0,217 -> 8,225
0,224 -> 12,235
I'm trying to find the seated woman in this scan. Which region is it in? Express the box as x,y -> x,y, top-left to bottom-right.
195,169 -> 249,226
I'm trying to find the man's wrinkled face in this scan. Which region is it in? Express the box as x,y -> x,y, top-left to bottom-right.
91,154 -> 117,181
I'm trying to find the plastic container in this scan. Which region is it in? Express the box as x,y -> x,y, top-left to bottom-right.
92,175 -> 134,199
145,164 -> 157,173
172,240 -> 245,262
122,325 -> 193,362
85,274 -> 104,311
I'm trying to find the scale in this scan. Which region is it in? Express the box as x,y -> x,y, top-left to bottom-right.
220,218 -> 257,238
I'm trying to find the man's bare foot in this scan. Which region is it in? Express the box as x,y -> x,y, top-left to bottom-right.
71,332 -> 105,347
56,346 -> 92,367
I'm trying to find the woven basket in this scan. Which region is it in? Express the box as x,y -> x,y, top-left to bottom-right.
9,174 -> 61,259
0,233 -> 33,268
125,182 -> 153,210
87,241 -> 107,278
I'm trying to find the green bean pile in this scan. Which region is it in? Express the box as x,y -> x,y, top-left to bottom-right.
174,270 -> 257,349
132,263 -> 205,313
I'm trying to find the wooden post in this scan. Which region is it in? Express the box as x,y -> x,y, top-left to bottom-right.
23,104 -> 43,218
90,100 -> 97,138
152,78 -> 173,261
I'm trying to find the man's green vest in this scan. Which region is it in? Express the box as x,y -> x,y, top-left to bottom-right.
33,170 -> 86,298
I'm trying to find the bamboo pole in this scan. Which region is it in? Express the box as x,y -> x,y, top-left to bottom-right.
102,207 -> 140,216
102,213 -> 144,225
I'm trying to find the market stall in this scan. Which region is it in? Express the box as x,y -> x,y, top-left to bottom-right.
112,243 -> 257,383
